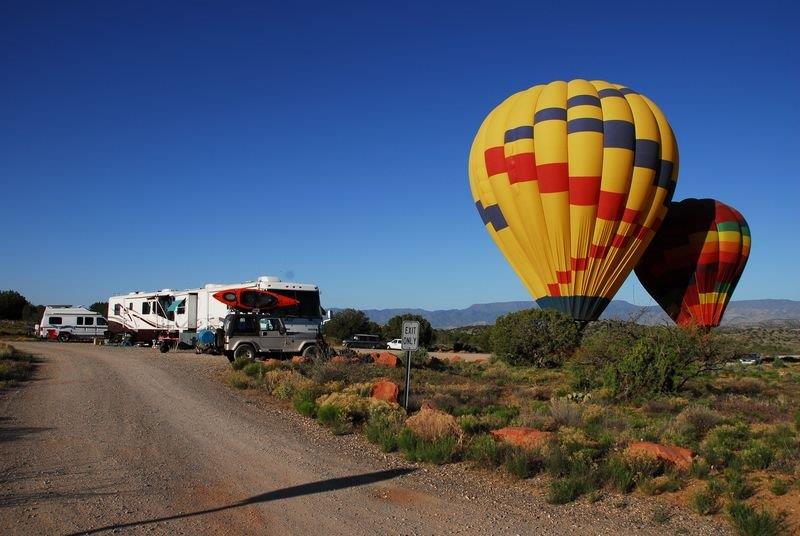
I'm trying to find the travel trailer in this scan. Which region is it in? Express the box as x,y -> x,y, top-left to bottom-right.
107,276 -> 326,344
37,306 -> 109,342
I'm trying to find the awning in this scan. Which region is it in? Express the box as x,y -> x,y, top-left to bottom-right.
167,298 -> 185,313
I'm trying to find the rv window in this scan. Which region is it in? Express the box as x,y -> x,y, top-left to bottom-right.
114,304 -> 121,315
85,317 -> 94,326
97,318 -> 107,326
49,316 -> 62,325
177,303 -> 185,315
77,317 -> 84,325
129,303 -> 133,310
142,302 -> 150,314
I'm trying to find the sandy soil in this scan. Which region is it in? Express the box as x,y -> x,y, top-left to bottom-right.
0,342 -> 730,535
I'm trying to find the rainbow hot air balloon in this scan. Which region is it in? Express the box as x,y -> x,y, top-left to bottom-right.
469,80 -> 679,321
634,198 -> 751,328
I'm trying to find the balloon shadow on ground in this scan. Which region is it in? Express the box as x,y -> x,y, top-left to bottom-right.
69,467 -> 417,535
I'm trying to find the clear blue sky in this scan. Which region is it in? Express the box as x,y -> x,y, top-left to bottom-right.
1,0 -> 798,310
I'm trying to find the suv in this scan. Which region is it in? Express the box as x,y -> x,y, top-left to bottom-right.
387,338 -> 402,350
221,312 -> 324,362
342,333 -> 382,349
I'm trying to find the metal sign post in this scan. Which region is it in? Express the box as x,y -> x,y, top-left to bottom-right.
401,320 -> 420,410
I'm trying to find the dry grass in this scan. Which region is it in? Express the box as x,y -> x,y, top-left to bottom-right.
405,407 -> 462,443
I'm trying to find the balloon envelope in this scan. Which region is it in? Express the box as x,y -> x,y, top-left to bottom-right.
634,198 -> 751,328
469,80 -> 679,320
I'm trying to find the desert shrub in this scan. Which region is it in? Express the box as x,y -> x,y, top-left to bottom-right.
578,322 -> 728,400
490,309 -> 581,367
690,482 -> 721,515
397,429 -> 458,464
741,440 -> 774,470
701,423 -> 751,467
292,387 -> 320,418
405,408 -> 463,443
342,382 -> 373,397
316,404 -> 351,435
242,361 -> 263,378
725,469 -> 755,500
727,503 -> 788,536
268,370 -> 313,400
363,401 -> 405,452
691,458 -> 711,479
315,392 -> 371,422
228,371 -> 250,389
504,447 -> 543,479
465,434 -> 507,467
639,474 -> 684,496
770,479 -> 789,496
549,398 -> 583,428
547,476 -> 587,504
794,410 -> 800,430
713,396 -> 783,423
605,454 -> 664,493
231,356 -> 253,371
651,504 -> 672,524
718,377 -> 767,396
457,405 -> 519,434
401,348 -> 430,368
670,406 -> 724,443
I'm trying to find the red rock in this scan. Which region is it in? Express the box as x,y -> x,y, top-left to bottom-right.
370,380 -> 400,404
490,427 -> 554,450
263,358 -> 281,367
372,352 -> 398,368
450,355 -> 461,362
291,356 -> 308,365
625,442 -> 693,471
329,355 -> 351,365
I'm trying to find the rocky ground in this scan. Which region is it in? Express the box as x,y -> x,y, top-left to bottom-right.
0,342 -> 730,535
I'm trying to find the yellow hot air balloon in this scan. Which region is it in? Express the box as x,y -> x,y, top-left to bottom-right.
469,80 -> 679,321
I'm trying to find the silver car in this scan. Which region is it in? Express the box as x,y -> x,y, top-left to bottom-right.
222,313 -> 323,362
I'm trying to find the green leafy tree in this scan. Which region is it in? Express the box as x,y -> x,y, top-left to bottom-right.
21,303 -> 46,322
324,309 -> 378,341
383,314 -> 434,348
89,301 -> 109,317
0,290 -> 29,320
491,308 -> 581,367
577,321 -> 731,399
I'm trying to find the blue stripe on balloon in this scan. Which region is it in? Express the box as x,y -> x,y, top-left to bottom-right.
603,120 -> 635,150
598,88 -> 624,99
567,95 -> 601,108
475,201 -> 508,231
504,126 -> 534,143
568,118 -> 603,134
634,139 -> 660,170
533,108 -> 567,123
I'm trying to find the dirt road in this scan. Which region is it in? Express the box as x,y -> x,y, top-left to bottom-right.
0,342 -> 727,535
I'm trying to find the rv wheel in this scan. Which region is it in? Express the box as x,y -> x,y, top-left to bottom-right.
58,332 -> 71,342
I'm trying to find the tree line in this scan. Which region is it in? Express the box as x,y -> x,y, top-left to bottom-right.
0,290 -> 107,322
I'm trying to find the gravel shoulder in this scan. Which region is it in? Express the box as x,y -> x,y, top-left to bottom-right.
0,342 -> 729,535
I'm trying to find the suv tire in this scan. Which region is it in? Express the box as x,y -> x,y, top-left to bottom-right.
234,344 -> 256,361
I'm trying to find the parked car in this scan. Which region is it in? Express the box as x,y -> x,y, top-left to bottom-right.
220,312 -> 323,361
387,338 -> 402,350
342,334 -> 382,349
738,353 -> 762,366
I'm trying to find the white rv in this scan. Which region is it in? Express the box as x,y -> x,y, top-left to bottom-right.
107,276 -> 326,344
37,306 -> 109,342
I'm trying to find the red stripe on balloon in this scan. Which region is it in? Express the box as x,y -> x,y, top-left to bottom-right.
569,176 -> 601,205
571,257 -> 588,270
484,146 -> 507,176
597,191 -> 626,220
506,152 -> 537,184
547,283 -> 561,296
537,163 -> 569,193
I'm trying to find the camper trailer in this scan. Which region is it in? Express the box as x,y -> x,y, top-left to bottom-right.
37,306 -> 109,342
107,276 -> 326,344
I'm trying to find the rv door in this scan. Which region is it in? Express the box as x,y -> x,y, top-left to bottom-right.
187,293 -> 198,330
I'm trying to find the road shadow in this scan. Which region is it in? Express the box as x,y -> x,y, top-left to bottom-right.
0,417 -> 53,443
70,467 -> 416,535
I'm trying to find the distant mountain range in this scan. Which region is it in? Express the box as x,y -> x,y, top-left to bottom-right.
334,299 -> 800,329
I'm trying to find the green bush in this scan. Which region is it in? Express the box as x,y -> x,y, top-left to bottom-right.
317,404 -> 351,435
228,371 -> 250,389
0,362 -> 30,382
725,469 -> 755,500
464,434 -> 507,467
363,405 -> 405,453
770,479 -> 789,496
741,440 -> 773,470
397,429 -> 458,464
242,361 -> 263,378
503,447 -> 542,479
727,503 -> 788,536
547,477 -> 587,504
490,309 -> 581,367
701,423 -> 751,467
323,308 -> 381,342
578,322 -> 729,400
231,356 -> 253,371
690,483 -> 721,515
292,388 -> 319,418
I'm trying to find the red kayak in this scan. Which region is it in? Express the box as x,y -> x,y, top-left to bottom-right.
213,288 -> 299,311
